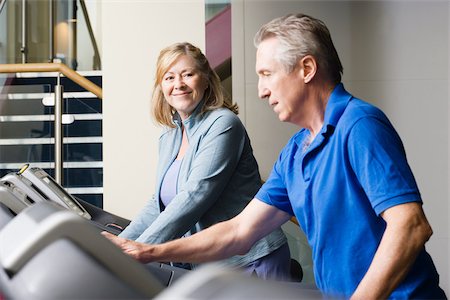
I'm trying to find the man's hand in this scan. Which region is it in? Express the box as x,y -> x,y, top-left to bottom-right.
101,231 -> 153,263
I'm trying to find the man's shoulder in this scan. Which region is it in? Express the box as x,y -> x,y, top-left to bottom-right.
346,98 -> 383,116
340,98 -> 389,128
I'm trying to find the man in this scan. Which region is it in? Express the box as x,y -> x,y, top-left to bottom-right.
104,13 -> 446,299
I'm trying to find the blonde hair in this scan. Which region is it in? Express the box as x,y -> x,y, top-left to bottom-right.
151,42 -> 238,127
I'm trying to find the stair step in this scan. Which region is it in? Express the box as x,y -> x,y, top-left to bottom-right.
67,187 -> 103,195
0,136 -> 102,145
0,113 -> 102,122
14,70 -> 102,78
5,91 -> 98,99
4,74 -> 102,93
0,161 -> 103,169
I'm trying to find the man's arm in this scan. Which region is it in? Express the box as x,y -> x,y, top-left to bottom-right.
351,202 -> 433,299
102,199 -> 291,264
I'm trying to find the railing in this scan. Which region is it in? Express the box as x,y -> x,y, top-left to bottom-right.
0,0 -> 6,15
0,63 -> 102,98
0,63 -> 102,184
78,0 -> 101,70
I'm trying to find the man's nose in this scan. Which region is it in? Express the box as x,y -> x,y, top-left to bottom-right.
258,82 -> 269,99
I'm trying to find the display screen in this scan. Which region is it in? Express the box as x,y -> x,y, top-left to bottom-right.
42,176 -> 85,212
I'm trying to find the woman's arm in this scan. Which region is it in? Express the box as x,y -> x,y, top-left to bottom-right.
135,114 -> 252,244
118,195 -> 160,240
103,199 -> 291,264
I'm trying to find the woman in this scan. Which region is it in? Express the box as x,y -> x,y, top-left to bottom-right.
117,42 -> 290,280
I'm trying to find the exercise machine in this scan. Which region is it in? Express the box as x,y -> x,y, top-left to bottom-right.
0,201 -> 163,299
0,164 -> 128,234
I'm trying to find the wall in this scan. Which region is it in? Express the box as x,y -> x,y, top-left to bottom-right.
102,1 -> 205,219
232,0 -> 449,293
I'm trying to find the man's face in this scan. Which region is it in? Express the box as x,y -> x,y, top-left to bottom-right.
255,37 -> 305,126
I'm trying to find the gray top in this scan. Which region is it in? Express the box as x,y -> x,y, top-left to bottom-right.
120,102 -> 287,268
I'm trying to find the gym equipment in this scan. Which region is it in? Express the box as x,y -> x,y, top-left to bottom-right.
0,164 -> 190,298
0,201 -> 164,299
0,164 -> 128,234
155,263 -> 322,299
0,164 -> 318,299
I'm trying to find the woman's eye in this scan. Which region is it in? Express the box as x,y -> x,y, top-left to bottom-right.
164,76 -> 174,81
183,73 -> 193,78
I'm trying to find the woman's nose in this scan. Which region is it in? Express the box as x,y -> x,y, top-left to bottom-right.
174,76 -> 186,89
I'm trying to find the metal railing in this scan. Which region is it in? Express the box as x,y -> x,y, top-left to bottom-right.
0,0 -> 6,15
0,62 -> 102,183
0,63 -> 102,98
78,0 -> 101,69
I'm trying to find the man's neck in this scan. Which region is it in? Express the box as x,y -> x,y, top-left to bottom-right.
302,81 -> 335,138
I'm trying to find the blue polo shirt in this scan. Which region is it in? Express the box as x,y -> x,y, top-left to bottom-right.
256,84 -> 445,298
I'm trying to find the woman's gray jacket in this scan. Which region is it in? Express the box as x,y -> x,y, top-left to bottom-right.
120,105 -> 287,268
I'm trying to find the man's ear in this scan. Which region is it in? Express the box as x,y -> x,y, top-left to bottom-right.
299,55 -> 317,83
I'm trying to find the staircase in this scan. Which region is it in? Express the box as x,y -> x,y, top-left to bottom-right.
0,71 -> 103,207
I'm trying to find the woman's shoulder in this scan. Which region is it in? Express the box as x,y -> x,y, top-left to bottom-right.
205,107 -> 241,125
199,109 -> 245,136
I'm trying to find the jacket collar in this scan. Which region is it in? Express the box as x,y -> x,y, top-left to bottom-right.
172,100 -> 207,138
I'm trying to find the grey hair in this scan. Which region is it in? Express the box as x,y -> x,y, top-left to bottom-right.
254,13 -> 343,83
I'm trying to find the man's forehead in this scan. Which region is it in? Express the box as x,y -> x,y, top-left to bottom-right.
256,42 -> 278,71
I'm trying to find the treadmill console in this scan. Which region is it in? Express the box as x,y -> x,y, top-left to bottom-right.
1,164 -> 91,220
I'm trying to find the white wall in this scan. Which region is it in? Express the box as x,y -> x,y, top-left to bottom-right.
232,0 -> 449,293
102,0 -> 205,219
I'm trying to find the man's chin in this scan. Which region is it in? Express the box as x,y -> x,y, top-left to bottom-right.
277,114 -> 288,122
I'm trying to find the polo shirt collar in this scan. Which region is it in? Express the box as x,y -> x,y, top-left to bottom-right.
323,83 -> 352,130
313,83 -> 352,139
293,83 -> 352,153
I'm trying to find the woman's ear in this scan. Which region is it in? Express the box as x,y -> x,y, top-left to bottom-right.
299,55 -> 317,83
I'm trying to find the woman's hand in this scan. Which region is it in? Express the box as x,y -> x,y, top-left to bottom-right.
101,231 -> 153,263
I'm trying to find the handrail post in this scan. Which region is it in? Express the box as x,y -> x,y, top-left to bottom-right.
49,0 -> 54,63
21,0 -> 27,63
54,74 -> 64,184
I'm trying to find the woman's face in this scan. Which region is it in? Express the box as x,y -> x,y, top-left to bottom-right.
161,55 -> 208,120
